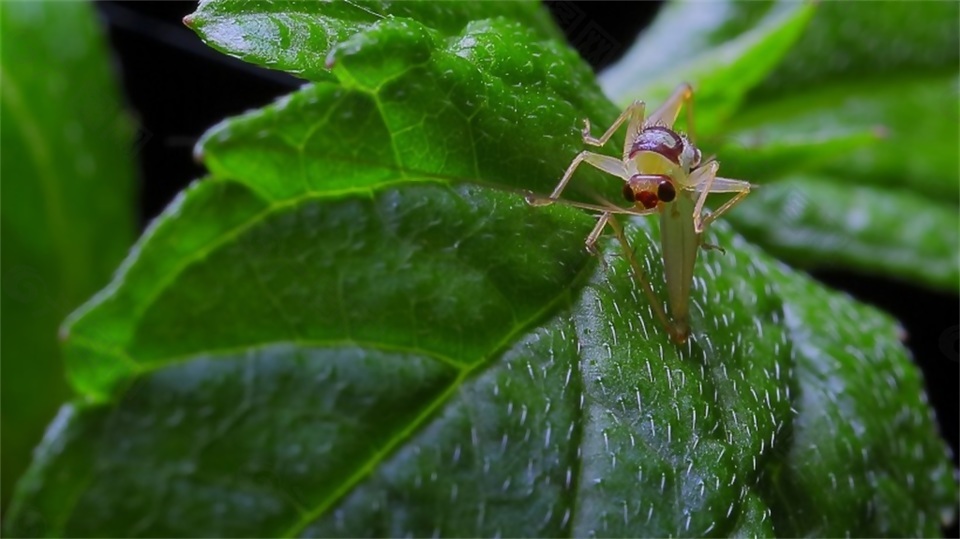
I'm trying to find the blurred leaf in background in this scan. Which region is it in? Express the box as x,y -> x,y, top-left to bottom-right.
4,0 -> 958,537
0,0 -> 137,510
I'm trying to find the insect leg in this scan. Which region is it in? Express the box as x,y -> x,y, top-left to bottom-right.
647,82 -> 694,131
523,195 -> 656,217
690,163 -> 752,234
585,211 -> 612,259
696,178 -> 752,233
690,161 -> 720,227
582,100 -> 646,152
531,151 -> 629,205
603,213 -> 686,344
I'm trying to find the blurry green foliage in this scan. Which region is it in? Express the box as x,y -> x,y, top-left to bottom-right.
0,1 -> 136,511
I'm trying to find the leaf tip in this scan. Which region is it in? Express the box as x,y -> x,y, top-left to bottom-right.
182,14 -> 195,29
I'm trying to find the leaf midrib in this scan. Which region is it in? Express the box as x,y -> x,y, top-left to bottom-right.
278,277 -> 583,536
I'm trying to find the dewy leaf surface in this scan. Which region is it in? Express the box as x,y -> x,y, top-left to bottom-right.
186,0 -> 563,81
7,1 -> 957,537
0,0 -> 136,508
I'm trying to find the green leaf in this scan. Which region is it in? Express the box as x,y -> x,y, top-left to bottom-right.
718,73 -> 959,290
185,0 -> 564,81
193,13 -> 623,205
8,2 -> 957,536
727,176 -> 959,290
753,1 -> 959,94
0,0 -> 136,509
761,262 -> 956,536
721,75 -> 960,199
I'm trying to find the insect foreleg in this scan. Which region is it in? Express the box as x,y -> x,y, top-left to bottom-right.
532,151 -> 629,205
696,182 -> 751,233
690,163 -> 751,234
690,161 -> 720,227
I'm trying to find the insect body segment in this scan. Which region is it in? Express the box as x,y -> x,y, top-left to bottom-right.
628,126 -> 701,172
527,83 -> 752,344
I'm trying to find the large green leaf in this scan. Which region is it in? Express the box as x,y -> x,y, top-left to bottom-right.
6,1 -> 956,537
599,0 -> 960,292
0,0 -> 136,509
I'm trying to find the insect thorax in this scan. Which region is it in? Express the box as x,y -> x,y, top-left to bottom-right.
629,126 -> 701,174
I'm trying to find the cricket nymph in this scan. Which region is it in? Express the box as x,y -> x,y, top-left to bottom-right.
526,82 -> 753,344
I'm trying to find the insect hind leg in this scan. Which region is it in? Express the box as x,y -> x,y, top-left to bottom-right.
647,83 -> 695,138
601,213 -> 688,344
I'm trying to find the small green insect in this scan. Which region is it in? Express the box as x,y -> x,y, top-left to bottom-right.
528,83 -> 752,344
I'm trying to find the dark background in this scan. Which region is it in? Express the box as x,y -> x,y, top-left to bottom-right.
95,1 -> 958,531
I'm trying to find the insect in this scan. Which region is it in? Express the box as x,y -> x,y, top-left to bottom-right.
527,83 -> 752,344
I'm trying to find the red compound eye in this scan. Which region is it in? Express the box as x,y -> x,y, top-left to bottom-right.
657,179 -> 676,203
637,191 -> 659,209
